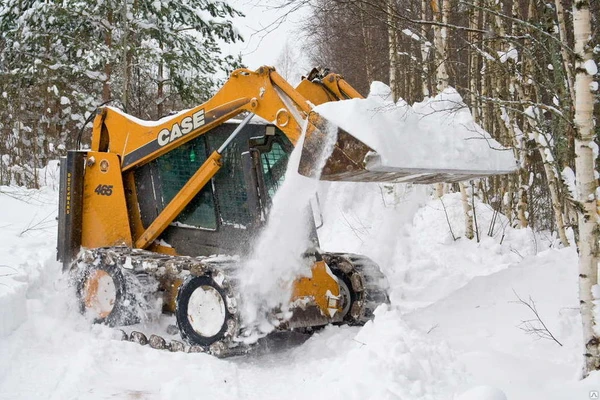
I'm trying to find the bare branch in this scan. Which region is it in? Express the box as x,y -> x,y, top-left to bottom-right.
439,197 -> 457,241
512,290 -> 563,347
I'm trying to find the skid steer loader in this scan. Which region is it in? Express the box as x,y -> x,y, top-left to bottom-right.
57,66 -> 505,356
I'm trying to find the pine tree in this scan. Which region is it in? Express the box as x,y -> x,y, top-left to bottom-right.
0,0 -> 243,187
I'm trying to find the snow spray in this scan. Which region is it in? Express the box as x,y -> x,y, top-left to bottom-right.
237,120 -> 338,341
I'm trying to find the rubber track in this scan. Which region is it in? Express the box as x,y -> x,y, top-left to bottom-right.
73,247 -> 390,356
322,252 -> 390,324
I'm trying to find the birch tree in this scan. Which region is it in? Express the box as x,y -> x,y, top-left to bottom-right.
572,0 -> 600,377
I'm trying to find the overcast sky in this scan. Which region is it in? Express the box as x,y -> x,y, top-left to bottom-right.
222,0 -> 310,75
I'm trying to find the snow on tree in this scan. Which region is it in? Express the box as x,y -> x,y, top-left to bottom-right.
0,0 -> 243,187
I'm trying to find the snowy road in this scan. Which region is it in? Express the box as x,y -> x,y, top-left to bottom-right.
1,183 -> 598,399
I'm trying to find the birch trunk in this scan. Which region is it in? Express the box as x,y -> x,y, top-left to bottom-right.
460,182 -> 474,239
468,0 -> 480,120
555,0 -> 575,102
359,3 -> 374,83
573,0 -> 600,378
420,0 -> 430,97
433,0 -> 449,93
533,129 -> 570,246
387,0 -> 398,102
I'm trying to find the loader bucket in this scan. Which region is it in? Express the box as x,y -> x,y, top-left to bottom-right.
298,112 -> 516,184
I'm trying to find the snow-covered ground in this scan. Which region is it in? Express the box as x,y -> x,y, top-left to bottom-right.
0,173 -> 597,399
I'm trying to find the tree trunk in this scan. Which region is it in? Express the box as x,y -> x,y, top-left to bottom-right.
103,9 -> 113,102
468,0 -> 480,119
387,0 -> 398,101
121,0 -> 130,110
420,0 -> 430,97
358,3 -> 374,84
573,0 -> 600,378
555,0 -> 575,102
432,0 -> 449,93
533,129 -> 570,246
460,182 -> 474,239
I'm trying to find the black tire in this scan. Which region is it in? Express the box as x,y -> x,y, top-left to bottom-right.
175,275 -> 235,347
75,258 -> 139,327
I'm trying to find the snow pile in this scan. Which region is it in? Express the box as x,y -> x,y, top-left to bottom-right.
314,82 -> 516,172
319,185 -> 540,310
456,386 -> 507,400
291,305 -> 463,400
238,122 -> 338,337
407,247 -> 582,399
0,186 -> 59,338
389,192 -> 539,306
0,279 -> 27,337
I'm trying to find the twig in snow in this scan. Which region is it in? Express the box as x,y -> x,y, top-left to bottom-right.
439,198 -> 457,241
499,218 -> 510,245
378,184 -> 388,207
19,210 -> 55,236
512,290 -> 562,347
339,209 -> 365,244
427,324 -> 439,334
0,265 -> 18,273
510,247 -> 524,260
471,181 -> 480,243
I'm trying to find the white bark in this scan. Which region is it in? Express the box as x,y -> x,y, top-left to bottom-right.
460,183 -> 474,240
573,0 -> 600,378
358,3 -> 374,83
387,0 -> 398,102
432,0 -> 449,93
531,129 -> 570,247
555,0 -> 575,102
468,0 -> 480,120
420,0 -> 430,97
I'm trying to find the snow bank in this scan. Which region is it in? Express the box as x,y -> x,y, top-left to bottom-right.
456,386 -> 507,400
0,185 -> 59,339
0,279 -> 27,337
407,247 -> 581,398
314,82 -> 516,173
319,186 -> 540,310
293,305 -> 463,400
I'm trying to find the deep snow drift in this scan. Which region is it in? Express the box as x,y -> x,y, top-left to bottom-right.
315,82 -> 516,173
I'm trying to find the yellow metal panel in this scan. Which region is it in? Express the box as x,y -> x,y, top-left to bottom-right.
295,80 -> 337,106
81,152 -> 132,248
291,260 -> 341,316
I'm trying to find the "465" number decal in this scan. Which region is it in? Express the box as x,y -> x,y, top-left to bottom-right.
94,184 -> 113,196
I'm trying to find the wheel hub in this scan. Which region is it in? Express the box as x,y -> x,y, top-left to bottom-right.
187,285 -> 226,337
83,270 -> 116,318
337,278 -> 352,318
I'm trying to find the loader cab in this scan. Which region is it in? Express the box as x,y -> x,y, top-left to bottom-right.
133,119 -> 311,257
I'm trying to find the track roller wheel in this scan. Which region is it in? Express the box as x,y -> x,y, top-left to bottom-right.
324,253 -> 390,325
330,267 -> 360,324
175,274 -> 238,354
75,251 -> 159,327
76,262 -> 136,326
